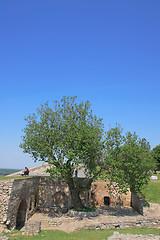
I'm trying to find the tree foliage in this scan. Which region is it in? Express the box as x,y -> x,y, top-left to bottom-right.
103,125 -> 155,194
20,96 -> 104,209
20,97 -> 155,208
151,144 -> 160,170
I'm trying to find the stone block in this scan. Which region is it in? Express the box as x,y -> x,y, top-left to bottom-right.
150,176 -> 158,180
24,221 -> 41,236
0,237 -> 10,240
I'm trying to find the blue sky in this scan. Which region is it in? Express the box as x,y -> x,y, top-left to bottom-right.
0,0 -> 160,169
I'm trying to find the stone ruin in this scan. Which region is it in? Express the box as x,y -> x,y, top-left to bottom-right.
1,163 -> 159,234
0,176 -> 131,231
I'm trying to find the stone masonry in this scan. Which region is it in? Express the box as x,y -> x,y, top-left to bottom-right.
91,181 -> 131,207
38,177 -> 72,212
0,176 -> 159,232
0,177 -> 39,230
24,221 -> 41,236
0,180 -> 14,226
0,176 -> 132,230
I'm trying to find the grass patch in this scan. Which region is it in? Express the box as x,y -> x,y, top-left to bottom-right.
81,206 -> 97,212
0,168 -> 21,176
70,206 -> 97,212
2,228 -> 160,240
0,176 -> 31,181
142,182 -> 160,204
117,227 -> 160,235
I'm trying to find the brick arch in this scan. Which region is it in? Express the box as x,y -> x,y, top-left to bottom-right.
16,199 -> 27,229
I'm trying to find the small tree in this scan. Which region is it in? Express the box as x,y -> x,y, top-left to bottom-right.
104,125 -> 155,195
151,144 -> 160,171
20,96 -> 105,209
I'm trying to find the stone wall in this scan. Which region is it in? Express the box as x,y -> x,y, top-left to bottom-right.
130,193 -> 160,217
38,178 -> 131,212
88,216 -> 160,230
0,179 -> 14,225
91,181 -> 131,207
38,177 -> 72,212
143,203 -> 160,217
1,177 -> 40,229
131,193 -> 148,215
0,177 -> 132,230
24,221 -> 41,236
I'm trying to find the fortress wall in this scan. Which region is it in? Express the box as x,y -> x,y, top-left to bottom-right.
38,177 -> 72,212
38,178 -> 131,211
7,177 -> 40,229
0,179 -> 14,225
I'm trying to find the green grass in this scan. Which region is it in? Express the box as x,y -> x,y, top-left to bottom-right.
2,228 -> 160,240
0,176 -> 31,181
70,206 -> 97,212
142,181 -> 160,204
0,168 -> 21,176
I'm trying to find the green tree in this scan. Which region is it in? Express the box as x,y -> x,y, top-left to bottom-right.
104,125 -> 155,195
20,97 -> 155,208
151,144 -> 160,171
20,96 -> 105,209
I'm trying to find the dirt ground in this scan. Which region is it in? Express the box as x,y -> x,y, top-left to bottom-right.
28,206 -> 143,232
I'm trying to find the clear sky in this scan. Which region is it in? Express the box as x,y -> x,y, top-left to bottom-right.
0,0 -> 160,169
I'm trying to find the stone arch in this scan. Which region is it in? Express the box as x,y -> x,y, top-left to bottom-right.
16,199 -> 27,229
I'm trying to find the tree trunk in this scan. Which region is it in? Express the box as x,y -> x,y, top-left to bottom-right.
67,177 -> 84,210
69,187 -> 84,210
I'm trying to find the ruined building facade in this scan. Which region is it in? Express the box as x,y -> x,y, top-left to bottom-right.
0,177 -> 131,230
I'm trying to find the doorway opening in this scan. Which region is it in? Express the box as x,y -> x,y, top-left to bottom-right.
104,196 -> 110,206
16,199 -> 27,229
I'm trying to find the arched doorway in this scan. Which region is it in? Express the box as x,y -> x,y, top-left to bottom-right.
16,199 -> 27,229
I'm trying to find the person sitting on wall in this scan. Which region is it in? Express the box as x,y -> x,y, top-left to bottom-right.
22,167 -> 29,176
